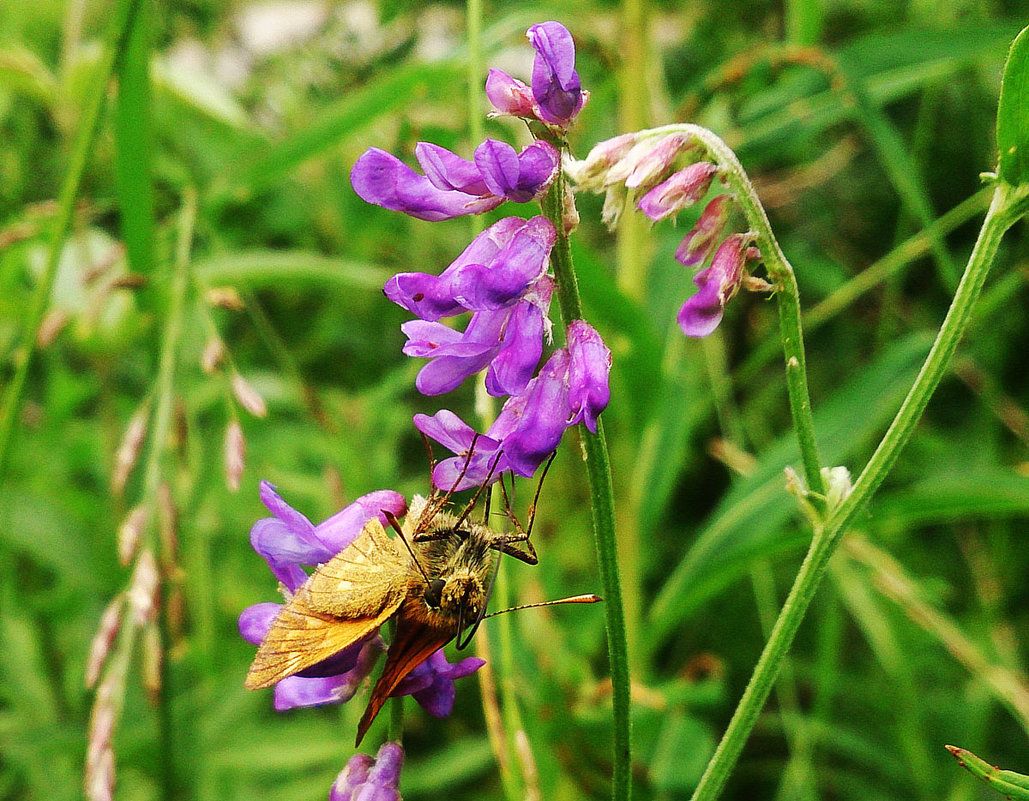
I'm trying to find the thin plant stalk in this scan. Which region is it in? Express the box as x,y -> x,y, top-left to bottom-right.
0,0 -> 145,483
688,181 -> 1025,801
543,172 -> 632,801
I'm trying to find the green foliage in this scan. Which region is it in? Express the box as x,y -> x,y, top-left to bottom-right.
2,2 -> 1029,801
997,25 -> 1029,186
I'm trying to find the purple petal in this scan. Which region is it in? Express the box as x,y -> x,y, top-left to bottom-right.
413,410 -> 477,454
514,141 -> 561,199
383,272 -> 464,321
414,350 -> 497,396
677,280 -> 724,338
400,320 -> 467,358
351,148 -> 503,222
527,22 -> 584,127
415,142 -> 489,195
315,490 -> 407,554
274,637 -> 383,710
676,195 -> 731,267
501,349 -> 572,476
329,754 -> 374,801
474,139 -> 522,200
450,217 -> 555,310
485,68 -> 536,117
528,22 -> 577,88
260,481 -> 315,535
249,516 -> 324,591
238,602 -> 281,646
361,743 -> 404,801
415,410 -> 508,490
637,162 -> 718,222
393,650 -> 485,718
485,301 -> 545,397
566,320 -> 612,433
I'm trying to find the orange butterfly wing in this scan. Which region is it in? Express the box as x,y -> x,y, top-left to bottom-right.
355,608 -> 455,745
245,518 -> 409,691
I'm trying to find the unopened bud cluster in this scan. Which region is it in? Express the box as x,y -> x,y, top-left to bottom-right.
568,130 -> 767,337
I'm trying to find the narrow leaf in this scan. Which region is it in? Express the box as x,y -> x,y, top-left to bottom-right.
997,25 -> 1029,184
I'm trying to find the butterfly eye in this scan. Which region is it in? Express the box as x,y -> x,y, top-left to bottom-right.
424,578 -> 446,608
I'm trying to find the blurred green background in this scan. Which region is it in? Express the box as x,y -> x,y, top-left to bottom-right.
3,1 -> 1029,800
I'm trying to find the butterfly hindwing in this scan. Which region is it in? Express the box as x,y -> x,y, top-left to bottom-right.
355,605 -> 455,745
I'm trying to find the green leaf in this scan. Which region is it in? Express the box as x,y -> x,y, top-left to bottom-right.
645,335 -> 932,652
947,746 -> 1029,799
997,25 -> 1029,185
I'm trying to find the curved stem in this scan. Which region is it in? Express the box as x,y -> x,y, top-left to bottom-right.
543,174 -> 632,801
622,124 -> 827,497
689,182 -> 1021,801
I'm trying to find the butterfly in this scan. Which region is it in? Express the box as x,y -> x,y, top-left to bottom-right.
244,477 -> 543,745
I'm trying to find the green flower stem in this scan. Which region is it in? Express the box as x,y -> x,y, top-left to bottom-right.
144,189 -> 196,801
689,181 -> 1023,801
543,175 -> 632,801
0,0 -> 144,484
631,124 -> 827,497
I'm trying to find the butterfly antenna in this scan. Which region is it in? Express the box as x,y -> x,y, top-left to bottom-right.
483,594 -> 603,619
382,509 -> 433,588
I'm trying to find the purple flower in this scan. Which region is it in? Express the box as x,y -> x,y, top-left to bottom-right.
675,195 -> 732,267
393,650 -> 485,717
384,216 -> 556,321
388,216 -> 557,397
414,321 -> 611,489
566,321 -> 612,433
678,233 -> 755,337
240,483 -> 406,710
250,482 -> 407,592
486,22 -> 586,129
351,141 -> 558,222
330,743 -> 404,801
527,22 -> 585,127
401,284 -> 552,397
637,162 -> 719,222
350,148 -> 502,222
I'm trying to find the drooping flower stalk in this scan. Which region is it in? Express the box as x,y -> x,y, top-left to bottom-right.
689,180 -> 1028,801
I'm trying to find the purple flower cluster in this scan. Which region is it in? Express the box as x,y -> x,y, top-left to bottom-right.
569,131 -> 763,337
239,482 -> 483,712
350,21 -> 611,490
330,742 -> 404,801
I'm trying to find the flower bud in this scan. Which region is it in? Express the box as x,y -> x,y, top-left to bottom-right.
201,337 -> 225,374
112,402 -> 150,496
117,503 -> 149,566
637,162 -> 719,222
225,420 -> 246,492
231,373 -> 267,418
85,595 -> 124,689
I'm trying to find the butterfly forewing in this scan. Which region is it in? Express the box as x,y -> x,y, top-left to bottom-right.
244,518 -> 411,691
